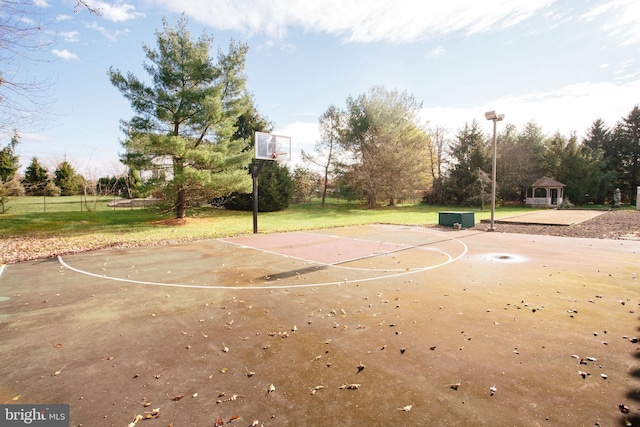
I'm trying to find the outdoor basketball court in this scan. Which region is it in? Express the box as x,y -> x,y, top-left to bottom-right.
1,223 -> 638,426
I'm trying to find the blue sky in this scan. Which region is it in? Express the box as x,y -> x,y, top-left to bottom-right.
7,0 -> 640,177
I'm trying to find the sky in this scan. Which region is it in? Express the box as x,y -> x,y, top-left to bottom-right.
5,0 -> 640,177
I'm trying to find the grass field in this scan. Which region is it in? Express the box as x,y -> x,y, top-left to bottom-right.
1,194 -> 140,214
0,196 -> 534,263
0,197 -> 532,237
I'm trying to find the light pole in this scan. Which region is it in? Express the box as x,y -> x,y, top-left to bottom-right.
484,110 -> 504,231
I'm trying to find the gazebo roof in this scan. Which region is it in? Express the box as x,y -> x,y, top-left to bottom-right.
531,176 -> 566,187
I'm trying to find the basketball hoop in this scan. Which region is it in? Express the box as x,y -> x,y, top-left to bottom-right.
271,151 -> 288,160
252,132 -> 292,234
255,132 -> 291,162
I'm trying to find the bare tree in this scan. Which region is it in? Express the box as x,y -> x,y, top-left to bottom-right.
0,1 -> 101,133
302,105 -> 343,205
426,126 -> 449,204
74,1 -> 101,15
0,1 -> 57,132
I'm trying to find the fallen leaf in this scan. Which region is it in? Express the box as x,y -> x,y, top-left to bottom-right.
339,383 -> 360,390
268,384 -> 276,393
170,394 -> 184,401
216,393 -> 244,403
310,385 -> 324,395
52,364 -> 67,376
398,405 -> 412,412
128,414 -> 143,427
143,408 -> 160,419
229,415 -> 241,423
54,343 -> 63,349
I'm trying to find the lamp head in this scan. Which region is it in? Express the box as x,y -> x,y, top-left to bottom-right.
485,111 -> 504,121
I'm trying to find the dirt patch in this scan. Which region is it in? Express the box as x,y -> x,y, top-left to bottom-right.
475,209 -> 640,240
152,217 -> 188,226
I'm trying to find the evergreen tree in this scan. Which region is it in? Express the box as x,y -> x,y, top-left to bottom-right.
536,132 -> 609,205
612,105 -> 640,203
54,161 -> 80,196
444,120 -> 490,205
0,131 -> 20,182
581,119 -> 615,203
22,157 -> 49,195
109,17 -> 252,218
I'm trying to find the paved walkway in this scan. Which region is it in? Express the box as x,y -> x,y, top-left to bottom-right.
492,209 -> 605,225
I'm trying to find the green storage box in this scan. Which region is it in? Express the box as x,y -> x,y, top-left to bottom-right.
438,211 -> 475,228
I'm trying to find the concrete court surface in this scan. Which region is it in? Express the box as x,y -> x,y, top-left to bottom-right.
0,224 -> 638,426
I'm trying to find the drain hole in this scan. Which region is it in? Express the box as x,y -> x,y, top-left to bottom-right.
499,255 -> 510,260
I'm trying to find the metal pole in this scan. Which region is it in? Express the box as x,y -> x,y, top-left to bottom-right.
252,160 -> 265,234
252,170 -> 259,234
490,119 -> 497,231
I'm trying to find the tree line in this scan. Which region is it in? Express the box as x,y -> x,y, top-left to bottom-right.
305,89 -> 639,208
2,15 -> 637,219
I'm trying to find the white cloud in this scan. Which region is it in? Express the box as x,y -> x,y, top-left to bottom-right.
52,49 -> 79,60
273,121 -> 320,168
428,45 -> 445,58
33,0 -> 49,7
60,31 -> 80,42
582,0 -> 640,46
86,21 -> 130,42
420,79 -> 640,138
56,14 -> 72,22
149,0 -> 554,43
91,1 -> 144,22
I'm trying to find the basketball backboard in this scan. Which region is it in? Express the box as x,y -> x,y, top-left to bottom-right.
255,132 -> 291,161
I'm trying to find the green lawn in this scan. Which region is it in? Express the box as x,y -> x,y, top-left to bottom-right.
0,196 -> 531,241
0,195 -> 538,265
1,195 -> 136,214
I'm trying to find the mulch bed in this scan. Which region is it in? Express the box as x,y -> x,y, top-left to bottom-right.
474,209 -> 640,240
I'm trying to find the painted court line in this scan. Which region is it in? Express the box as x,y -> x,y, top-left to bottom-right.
220,233 -> 427,272
57,229 -> 468,290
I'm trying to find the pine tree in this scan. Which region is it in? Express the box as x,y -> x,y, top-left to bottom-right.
23,157 -> 49,196
109,17 -> 252,218
0,131 -> 20,182
54,161 -> 80,196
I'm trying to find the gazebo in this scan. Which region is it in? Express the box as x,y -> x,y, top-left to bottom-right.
525,177 -> 565,208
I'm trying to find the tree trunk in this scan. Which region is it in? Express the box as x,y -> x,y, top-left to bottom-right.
173,157 -> 187,219
321,171 -> 328,206
176,185 -> 186,218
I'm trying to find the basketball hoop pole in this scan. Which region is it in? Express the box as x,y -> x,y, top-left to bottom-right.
252,160 -> 266,234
